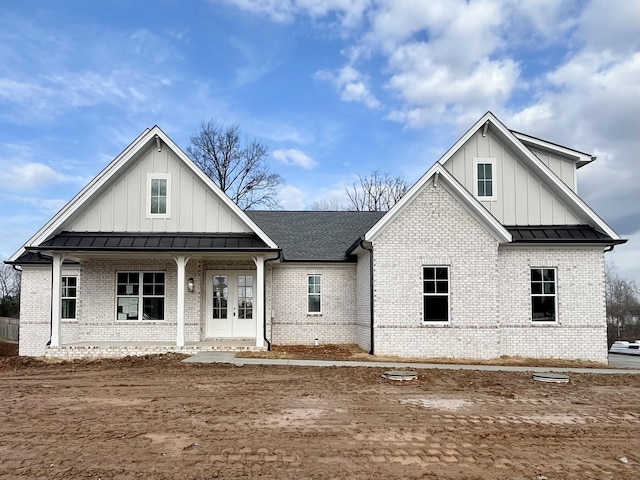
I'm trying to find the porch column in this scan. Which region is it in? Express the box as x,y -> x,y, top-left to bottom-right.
174,256 -> 190,347
50,253 -> 64,347
253,255 -> 265,348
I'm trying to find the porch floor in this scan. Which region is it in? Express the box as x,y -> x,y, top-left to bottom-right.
45,338 -> 262,360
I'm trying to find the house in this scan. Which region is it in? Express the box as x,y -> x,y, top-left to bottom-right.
6,112 -> 626,362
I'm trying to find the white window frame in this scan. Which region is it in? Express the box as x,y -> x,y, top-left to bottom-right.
116,271 -> 166,322
472,157 -> 497,201
307,274 -> 322,315
61,275 -> 77,321
146,173 -> 171,218
422,266 -> 450,324
530,267 -> 558,323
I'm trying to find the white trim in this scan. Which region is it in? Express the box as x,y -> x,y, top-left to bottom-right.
115,271 -> 166,322
472,157 -> 497,201
422,265 -> 451,324
307,274 -> 322,315
365,163 -> 512,243
146,173 -> 171,219
8,126 -> 278,262
512,131 -> 594,167
61,275 -> 78,321
530,266 -> 558,323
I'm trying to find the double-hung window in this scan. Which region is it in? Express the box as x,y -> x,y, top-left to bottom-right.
147,173 -> 171,218
116,272 -> 165,321
423,266 -> 449,322
307,274 -> 322,314
473,157 -> 497,201
531,268 -> 557,322
61,276 -> 77,320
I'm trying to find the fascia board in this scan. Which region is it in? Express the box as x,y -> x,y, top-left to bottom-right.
8,128 -> 152,262
487,117 -> 622,240
511,131 -> 594,166
364,163 -> 511,243
150,127 -> 279,249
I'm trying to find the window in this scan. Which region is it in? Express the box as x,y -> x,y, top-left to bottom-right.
237,274 -> 253,319
116,272 -> 165,321
307,275 -> 321,314
531,268 -> 557,322
423,266 -> 449,322
473,157 -> 497,201
61,276 -> 77,320
147,173 -> 171,218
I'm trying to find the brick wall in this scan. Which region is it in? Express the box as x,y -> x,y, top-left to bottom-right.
269,263 -> 357,345
497,246 -> 608,362
18,267 -> 52,356
372,179 -> 501,359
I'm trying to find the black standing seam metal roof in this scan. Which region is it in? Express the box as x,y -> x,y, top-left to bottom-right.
506,225 -> 625,244
247,211 -> 386,261
34,232 -> 272,251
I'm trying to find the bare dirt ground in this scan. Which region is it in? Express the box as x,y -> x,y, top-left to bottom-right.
1,352 -> 639,480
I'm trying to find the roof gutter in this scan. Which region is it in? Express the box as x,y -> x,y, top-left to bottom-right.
263,251 -> 282,351
359,238 -> 375,355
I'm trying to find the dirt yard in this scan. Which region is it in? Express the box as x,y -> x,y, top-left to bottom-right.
1,354 -> 639,480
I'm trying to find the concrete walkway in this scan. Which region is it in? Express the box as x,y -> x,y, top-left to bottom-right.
183,352 -> 640,375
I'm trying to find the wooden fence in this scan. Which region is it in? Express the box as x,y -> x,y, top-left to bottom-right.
0,317 -> 19,341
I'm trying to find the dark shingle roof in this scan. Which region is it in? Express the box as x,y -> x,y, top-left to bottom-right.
507,225 -> 625,244
248,211 -> 385,261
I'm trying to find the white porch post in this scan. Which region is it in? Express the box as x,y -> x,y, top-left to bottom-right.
50,254 -> 64,347
174,256 -> 189,347
253,255 -> 265,348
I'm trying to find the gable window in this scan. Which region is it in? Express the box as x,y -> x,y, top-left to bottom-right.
116,272 -> 165,321
473,157 -> 497,201
531,268 -> 557,322
423,266 -> 449,322
307,274 -> 322,314
147,173 -> 171,218
61,276 -> 77,320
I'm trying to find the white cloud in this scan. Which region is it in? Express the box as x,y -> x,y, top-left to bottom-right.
277,184 -> 306,209
0,163 -> 69,190
316,65 -> 380,109
272,148 -> 317,169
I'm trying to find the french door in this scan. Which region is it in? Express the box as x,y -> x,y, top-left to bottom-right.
205,271 -> 255,338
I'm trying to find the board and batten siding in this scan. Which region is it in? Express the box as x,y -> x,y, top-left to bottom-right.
527,147 -> 577,192
66,144 -> 252,233
443,130 -> 582,226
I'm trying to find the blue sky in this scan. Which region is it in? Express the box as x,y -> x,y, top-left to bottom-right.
1,0 -> 639,283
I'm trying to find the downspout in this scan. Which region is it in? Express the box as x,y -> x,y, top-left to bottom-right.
263,251 -> 281,351
604,245 -> 615,252
359,239 -> 375,355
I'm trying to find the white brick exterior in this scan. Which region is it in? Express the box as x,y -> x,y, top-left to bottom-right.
18,267 -> 52,356
370,180 -> 608,362
268,263 -> 357,345
355,250 -> 372,352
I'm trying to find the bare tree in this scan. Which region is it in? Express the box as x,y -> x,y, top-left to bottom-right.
187,120 -> 283,210
309,199 -> 347,211
0,264 -> 21,318
605,262 -> 640,341
345,171 -> 409,211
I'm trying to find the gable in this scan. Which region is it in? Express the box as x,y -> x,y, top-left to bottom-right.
442,128 -> 583,226
64,142 -> 252,233
8,126 -> 277,262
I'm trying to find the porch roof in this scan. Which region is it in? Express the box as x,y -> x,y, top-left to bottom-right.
9,232 -> 275,264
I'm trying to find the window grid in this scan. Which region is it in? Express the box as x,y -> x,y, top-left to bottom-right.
150,178 -> 167,214
423,266 -> 449,322
477,163 -> 493,197
116,272 -> 165,321
531,268 -> 557,322
61,276 -> 77,320
307,274 -> 322,314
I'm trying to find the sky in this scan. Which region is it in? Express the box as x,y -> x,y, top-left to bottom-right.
0,0 -> 638,283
